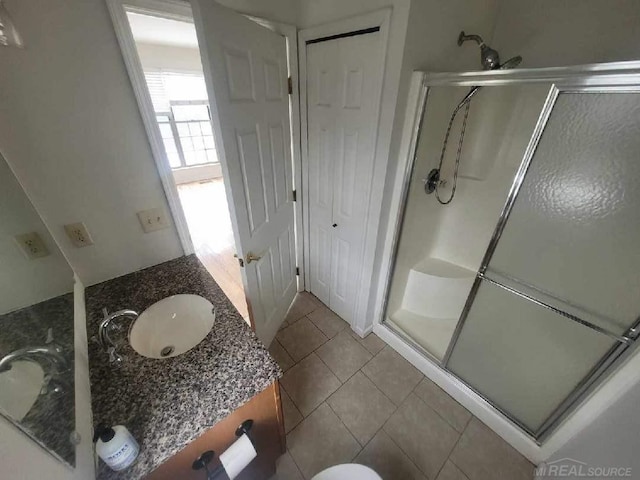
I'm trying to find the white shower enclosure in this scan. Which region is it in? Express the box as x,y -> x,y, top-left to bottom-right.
380,63 -> 640,444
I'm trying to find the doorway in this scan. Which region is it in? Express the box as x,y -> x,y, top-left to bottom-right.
125,9 -> 248,319
109,0 -> 302,344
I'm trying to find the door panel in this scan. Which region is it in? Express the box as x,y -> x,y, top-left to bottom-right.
307,32 -> 384,323
447,280 -> 615,433
236,127 -> 268,233
307,39 -> 338,305
192,1 -> 296,344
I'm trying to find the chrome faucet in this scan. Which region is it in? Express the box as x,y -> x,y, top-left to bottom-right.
98,308 -> 138,364
0,343 -> 68,374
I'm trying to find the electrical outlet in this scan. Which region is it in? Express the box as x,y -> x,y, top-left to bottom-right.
64,222 -> 94,247
14,232 -> 50,259
137,207 -> 170,233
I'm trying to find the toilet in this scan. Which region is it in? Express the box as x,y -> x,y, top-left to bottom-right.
311,464 -> 382,480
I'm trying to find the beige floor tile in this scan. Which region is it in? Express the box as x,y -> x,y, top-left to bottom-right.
307,306 -> 348,338
270,451 -> 304,480
350,331 -> 387,355
327,371 -> 396,445
449,418 -> 534,480
280,353 -> 341,416
355,430 -> 426,480
361,346 -> 423,405
269,339 -> 295,372
280,386 -> 303,433
276,317 -> 328,361
284,292 -> 322,324
287,403 -> 361,479
384,393 -> 460,479
436,461 -> 470,480
316,331 -> 372,382
414,377 -> 472,433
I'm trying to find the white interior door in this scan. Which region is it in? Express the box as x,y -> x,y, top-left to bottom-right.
307,31 -> 385,324
191,0 -> 296,345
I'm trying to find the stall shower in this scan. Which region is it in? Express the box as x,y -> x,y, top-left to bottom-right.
382,33 -> 640,442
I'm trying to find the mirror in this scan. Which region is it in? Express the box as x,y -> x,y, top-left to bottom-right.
0,152 -> 76,466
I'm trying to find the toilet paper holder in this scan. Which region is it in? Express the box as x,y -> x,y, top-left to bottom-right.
192,419 -> 254,480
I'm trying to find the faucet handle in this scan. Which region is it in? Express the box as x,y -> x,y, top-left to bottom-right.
107,346 -> 123,365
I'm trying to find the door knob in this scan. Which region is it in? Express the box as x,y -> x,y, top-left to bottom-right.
245,252 -> 262,264
332,223 -> 338,228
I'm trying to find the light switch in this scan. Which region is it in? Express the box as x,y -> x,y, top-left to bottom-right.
14,232 -> 50,259
64,222 -> 94,247
137,207 -> 170,233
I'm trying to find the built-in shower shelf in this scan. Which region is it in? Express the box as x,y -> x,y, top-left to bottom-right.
389,310 -> 458,360
391,257 -> 475,359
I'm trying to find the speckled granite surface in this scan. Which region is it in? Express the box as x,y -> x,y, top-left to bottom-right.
85,255 -> 282,480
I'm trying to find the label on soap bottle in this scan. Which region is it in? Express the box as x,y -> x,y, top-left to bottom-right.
105,439 -> 140,471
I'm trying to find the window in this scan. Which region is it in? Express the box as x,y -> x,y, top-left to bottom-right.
146,70 -> 217,168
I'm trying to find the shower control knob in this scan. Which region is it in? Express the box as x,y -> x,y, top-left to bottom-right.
332,223 -> 337,228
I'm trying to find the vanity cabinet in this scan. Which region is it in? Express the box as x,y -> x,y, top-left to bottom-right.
146,381 -> 285,480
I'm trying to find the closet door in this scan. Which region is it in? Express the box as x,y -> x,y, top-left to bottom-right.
306,31 -> 384,323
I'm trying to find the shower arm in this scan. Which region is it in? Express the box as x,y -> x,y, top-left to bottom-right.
458,31 -> 485,47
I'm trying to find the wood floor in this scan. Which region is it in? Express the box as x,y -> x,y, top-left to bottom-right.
177,178 -> 249,319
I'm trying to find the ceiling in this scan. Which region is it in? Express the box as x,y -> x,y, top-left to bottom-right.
127,12 -> 199,49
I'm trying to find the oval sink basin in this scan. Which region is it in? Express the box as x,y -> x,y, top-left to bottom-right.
129,294 -> 215,359
0,360 -> 44,421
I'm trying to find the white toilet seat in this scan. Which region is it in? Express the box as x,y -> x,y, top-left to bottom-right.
311,463 -> 382,480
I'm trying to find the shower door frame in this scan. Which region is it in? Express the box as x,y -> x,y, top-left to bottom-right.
375,61 -> 640,451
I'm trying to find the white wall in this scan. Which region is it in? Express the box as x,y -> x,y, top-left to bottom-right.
491,0 -> 640,68
0,0 -> 183,287
538,374 -> 640,478
0,154 -> 74,314
0,278 -> 95,480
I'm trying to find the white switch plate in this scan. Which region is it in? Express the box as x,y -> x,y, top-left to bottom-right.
137,207 -> 170,233
14,232 -> 50,259
64,222 -> 94,248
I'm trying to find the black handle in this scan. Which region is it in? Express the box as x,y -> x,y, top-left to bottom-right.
192,450 -> 215,471
332,223 -> 337,228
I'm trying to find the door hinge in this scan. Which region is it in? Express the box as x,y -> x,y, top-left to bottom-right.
288,76 -> 293,95
296,267 -> 300,276
292,189 -> 297,202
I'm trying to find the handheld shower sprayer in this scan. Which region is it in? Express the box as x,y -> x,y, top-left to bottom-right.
424,31 -> 522,204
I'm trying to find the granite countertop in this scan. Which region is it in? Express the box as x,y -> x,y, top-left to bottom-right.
85,255 -> 282,480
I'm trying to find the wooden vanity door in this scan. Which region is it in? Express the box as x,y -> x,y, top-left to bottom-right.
190,0 -> 297,346
146,382 -> 285,480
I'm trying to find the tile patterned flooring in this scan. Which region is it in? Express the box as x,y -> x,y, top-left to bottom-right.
269,292 -> 535,480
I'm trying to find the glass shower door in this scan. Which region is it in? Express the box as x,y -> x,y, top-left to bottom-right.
446,89 -> 640,438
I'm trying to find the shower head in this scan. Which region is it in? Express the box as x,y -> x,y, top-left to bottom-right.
499,55 -> 523,70
458,31 -> 522,71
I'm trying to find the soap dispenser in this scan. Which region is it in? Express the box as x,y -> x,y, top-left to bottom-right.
93,423 -> 140,471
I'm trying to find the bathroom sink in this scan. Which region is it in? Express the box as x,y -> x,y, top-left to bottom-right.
129,294 -> 215,359
0,360 -> 44,421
